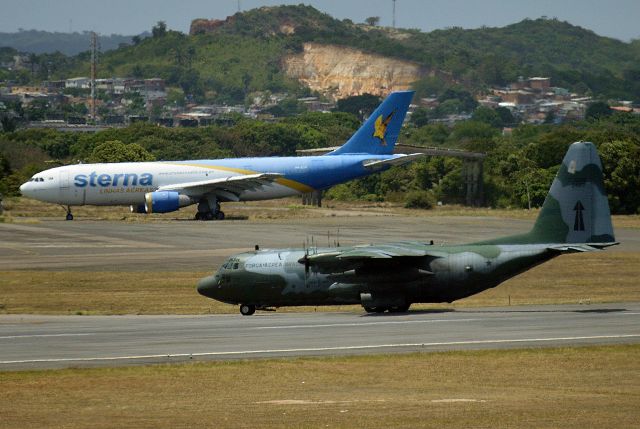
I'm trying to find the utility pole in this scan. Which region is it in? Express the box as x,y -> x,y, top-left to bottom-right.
392,0 -> 396,28
90,31 -> 97,121
237,0 -> 241,13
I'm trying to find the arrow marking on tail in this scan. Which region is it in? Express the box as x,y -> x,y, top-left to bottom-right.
574,200 -> 585,231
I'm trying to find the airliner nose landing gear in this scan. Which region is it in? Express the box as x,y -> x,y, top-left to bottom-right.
64,206 -> 73,221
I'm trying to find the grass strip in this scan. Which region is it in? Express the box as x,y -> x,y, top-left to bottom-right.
1,344 -> 639,428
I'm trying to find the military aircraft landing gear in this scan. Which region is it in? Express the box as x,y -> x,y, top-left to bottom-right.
363,306 -> 387,313
363,304 -> 410,314
240,304 -> 256,316
65,206 -> 73,221
389,304 -> 411,313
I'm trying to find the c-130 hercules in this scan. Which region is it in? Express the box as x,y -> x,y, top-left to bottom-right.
198,142 -> 617,315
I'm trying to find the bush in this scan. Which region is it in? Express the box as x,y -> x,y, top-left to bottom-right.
404,190 -> 435,209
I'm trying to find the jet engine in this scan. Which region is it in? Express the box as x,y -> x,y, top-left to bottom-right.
144,191 -> 193,213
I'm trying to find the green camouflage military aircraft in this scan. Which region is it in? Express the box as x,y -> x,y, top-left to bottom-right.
198,142 -> 617,315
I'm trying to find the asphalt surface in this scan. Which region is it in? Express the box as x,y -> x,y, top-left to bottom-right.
1,214 -> 639,371
1,303 -> 639,370
1,215 -> 639,272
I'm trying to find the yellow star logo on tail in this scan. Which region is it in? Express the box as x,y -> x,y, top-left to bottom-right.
373,111 -> 395,145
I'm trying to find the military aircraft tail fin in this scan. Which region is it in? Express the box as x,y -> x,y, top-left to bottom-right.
527,141 -> 615,244
478,141 -> 616,245
327,91 -> 414,156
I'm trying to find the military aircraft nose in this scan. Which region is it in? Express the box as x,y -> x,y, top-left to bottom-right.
197,275 -> 218,298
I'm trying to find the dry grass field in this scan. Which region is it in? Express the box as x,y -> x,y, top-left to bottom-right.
3,196 -> 639,227
1,344 -> 638,428
0,252 -> 638,315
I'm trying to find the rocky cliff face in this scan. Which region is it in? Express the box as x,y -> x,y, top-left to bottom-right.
284,43 -> 428,100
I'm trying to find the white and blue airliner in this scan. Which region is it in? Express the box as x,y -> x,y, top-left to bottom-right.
20,91 -> 421,220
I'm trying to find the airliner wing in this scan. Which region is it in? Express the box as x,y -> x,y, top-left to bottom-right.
157,173 -> 283,199
362,153 -> 424,170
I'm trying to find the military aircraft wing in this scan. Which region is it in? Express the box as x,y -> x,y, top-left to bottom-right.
156,173 -> 284,199
301,242 -> 444,274
362,153 -> 425,170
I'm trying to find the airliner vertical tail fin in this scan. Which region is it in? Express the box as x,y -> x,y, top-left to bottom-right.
327,91 -> 414,156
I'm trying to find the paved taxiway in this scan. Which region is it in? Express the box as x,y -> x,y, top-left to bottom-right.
1,303 -> 639,370
1,215 -> 639,272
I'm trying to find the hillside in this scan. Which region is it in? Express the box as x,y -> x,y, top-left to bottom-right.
8,5 -> 640,102
186,6 -> 640,99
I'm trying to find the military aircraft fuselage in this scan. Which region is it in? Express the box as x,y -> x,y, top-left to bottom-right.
197,243 -> 555,310
197,141 -> 618,315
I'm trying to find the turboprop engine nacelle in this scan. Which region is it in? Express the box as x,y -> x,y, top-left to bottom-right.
144,191 -> 193,214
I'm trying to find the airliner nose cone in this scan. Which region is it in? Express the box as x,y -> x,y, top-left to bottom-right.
19,182 -> 28,195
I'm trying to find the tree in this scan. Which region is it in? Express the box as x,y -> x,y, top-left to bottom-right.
495,106 -> 515,126
410,107 -> 431,127
88,140 -> 155,163
334,94 -> 381,120
585,101 -> 612,121
472,106 -> 503,128
437,88 -> 478,113
152,21 -> 167,38
364,16 -> 380,26
599,140 -> 640,214
1,116 -> 17,132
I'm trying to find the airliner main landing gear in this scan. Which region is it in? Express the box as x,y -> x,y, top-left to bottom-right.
195,198 -> 225,221
64,206 -> 73,221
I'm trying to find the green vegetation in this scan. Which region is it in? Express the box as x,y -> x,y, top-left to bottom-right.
328,111 -> 640,214
0,114 -> 355,197
3,6 -> 640,102
2,345 -> 639,428
1,111 -> 639,214
88,140 -> 155,163
2,6 -> 640,213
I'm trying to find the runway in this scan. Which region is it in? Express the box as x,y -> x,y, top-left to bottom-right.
2,214 -> 639,371
1,302 -> 639,370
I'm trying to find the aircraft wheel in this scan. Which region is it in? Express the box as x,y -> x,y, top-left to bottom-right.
374,307 -> 388,313
203,212 -> 215,221
363,306 -> 377,313
195,212 -> 202,220
65,213 -> 74,221
389,304 -> 410,313
216,211 -> 225,220
240,304 -> 256,316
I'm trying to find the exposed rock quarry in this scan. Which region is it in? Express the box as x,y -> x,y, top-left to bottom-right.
284,43 -> 428,100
